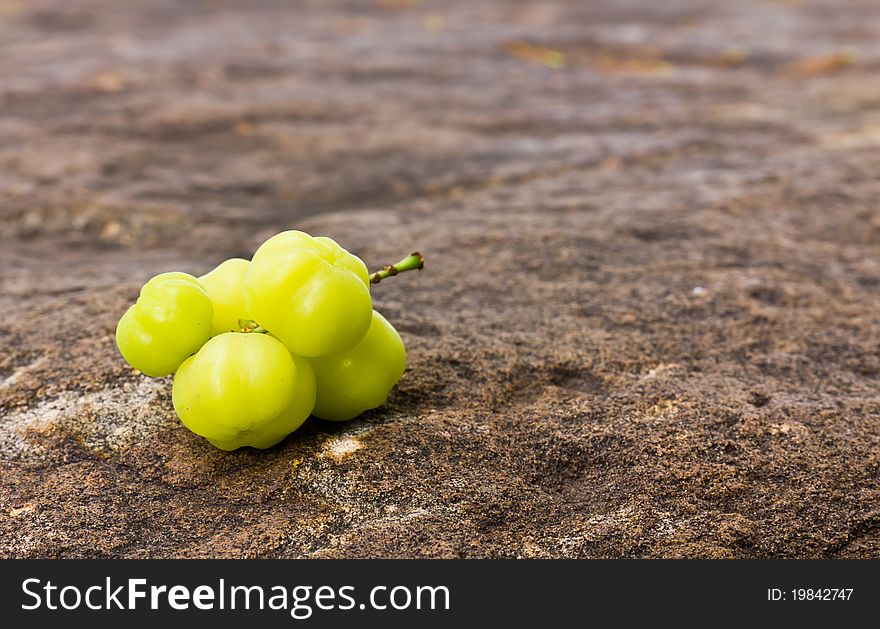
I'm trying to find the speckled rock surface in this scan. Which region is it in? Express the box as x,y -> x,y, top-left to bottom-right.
1,0 -> 879,558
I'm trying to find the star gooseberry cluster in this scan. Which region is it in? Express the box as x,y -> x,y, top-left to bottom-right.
115,230 -> 423,451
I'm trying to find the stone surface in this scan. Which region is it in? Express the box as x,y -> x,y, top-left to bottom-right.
1,0 -> 879,558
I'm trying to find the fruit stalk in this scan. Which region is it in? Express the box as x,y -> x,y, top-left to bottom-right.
370,252 -> 425,285
237,318 -> 269,334
237,252 -> 424,333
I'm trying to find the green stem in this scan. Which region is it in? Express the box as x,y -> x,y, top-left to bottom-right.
370,252 -> 425,285
237,318 -> 269,334
235,252 -> 424,334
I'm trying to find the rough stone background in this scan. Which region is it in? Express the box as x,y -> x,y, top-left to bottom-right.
1,0 -> 879,558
